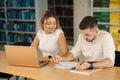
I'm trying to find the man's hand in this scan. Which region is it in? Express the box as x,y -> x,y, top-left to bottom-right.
76,62 -> 90,70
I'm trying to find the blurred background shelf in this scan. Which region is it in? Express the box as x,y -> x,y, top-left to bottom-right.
0,0 -> 47,45
48,0 -> 73,45
91,0 -> 120,51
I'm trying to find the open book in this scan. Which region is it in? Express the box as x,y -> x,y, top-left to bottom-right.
70,68 -> 102,75
55,62 -> 77,69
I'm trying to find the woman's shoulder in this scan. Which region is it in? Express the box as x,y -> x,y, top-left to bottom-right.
36,30 -> 44,37
55,29 -> 63,34
53,29 -> 64,39
37,30 -> 44,34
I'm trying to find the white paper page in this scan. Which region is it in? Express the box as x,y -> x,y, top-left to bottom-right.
55,62 -> 77,69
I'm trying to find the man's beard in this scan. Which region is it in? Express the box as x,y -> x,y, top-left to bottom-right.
87,35 -> 96,42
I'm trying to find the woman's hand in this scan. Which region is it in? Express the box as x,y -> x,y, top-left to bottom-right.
39,56 -> 49,62
51,55 -> 63,62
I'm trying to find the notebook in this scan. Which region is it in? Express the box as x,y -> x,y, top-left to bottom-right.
4,45 -> 48,68
70,68 -> 102,75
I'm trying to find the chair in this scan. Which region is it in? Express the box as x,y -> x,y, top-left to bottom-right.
0,72 -> 13,80
114,51 -> 120,67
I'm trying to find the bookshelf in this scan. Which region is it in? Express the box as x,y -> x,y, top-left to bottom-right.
0,0 -> 6,43
48,0 -> 73,45
91,0 -> 120,51
0,0 -> 47,44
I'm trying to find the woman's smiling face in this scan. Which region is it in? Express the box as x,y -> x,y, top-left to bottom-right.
43,17 -> 57,34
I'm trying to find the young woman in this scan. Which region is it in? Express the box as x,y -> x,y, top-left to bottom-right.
30,10 -> 68,62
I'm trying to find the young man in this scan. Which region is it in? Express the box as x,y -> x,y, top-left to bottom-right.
53,16 -> 115,70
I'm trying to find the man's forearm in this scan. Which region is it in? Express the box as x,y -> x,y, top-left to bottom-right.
93,58 -> 114,69
62,52 -> 75,61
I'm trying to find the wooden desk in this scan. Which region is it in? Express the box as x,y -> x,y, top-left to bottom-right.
0,51 -> 120,80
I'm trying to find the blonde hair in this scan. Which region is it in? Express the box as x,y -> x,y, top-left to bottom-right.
39,10 -> 61,30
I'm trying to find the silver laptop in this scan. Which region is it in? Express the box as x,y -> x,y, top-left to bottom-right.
4,45 -> 48,68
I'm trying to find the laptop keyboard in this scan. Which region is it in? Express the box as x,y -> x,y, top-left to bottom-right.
39,61 -> 48,67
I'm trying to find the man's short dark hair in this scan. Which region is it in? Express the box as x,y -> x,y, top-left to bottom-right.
79,16 -> 98,30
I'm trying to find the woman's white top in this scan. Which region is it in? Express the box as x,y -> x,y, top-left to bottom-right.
37,29 -> 63,57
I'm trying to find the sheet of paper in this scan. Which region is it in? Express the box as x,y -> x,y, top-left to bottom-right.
70,68 -> 102,75
55,62 -> 77,69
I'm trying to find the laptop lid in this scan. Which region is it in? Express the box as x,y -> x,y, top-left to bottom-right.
4,45 -> 41,68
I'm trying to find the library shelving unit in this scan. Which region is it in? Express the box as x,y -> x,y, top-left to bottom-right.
91,0 -> 120,51
0,0 -> 47,44
48,0 -> 73,45
0,0 -> 6,43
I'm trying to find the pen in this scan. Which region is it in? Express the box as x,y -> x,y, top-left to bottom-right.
80,61 -> 85,65
76,57 -> 80,62
71,61 -> 85,70
77,57 -> 80,62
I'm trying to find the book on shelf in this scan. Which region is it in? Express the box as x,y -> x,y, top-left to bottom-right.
93,0 -> 109,7
0,0 -> 4,7
22,10 -> 29,20
0,10 -> 5,19
7,22 -> 35,32
8,33 -> 34,43
0,21 -> 5,30
110,26 -> 120,38
0,32 -> 6,41
7,0 -> 35,7
7,10 -> 14,19
110,13 -> 120,23
22,0 -> 35,7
